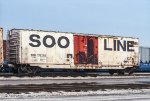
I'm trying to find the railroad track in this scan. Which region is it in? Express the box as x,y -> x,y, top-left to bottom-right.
0,72 -> 149,93
0,72 -> 149,77
0,72 -> 101,77
0,83 -> 150,93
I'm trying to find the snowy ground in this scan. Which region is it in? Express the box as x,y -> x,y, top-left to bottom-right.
0,89 -> 150,101
0,74 -> 149,100
0,75 -> 150,85
0,73 -> 150,80
0,72 -> 149,80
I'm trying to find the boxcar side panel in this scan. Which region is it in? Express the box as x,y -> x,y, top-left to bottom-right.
19,30 -> 74,68
98,36 -> 139,69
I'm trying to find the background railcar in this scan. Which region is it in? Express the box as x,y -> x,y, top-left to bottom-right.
0,28 -> 3,67
136,47 -> 150,72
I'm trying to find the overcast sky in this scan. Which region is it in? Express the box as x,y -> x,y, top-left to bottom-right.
0,0 -> 150,47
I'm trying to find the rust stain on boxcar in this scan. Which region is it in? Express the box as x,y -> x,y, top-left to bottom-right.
74,35 -> 98,65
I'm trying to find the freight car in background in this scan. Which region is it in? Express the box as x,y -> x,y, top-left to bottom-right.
0,28 -> 3,67
135,47 -> 150,72
3,40 -> 7,61
6,29 -> 139,75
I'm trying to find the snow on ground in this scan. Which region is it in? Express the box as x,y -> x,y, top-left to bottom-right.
0,74 -> 149,80
0,76 -> 150,86
0,75 -> 150,85
0,89 -> 150,101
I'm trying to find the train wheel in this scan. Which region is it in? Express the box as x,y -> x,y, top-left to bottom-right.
32,67 -> 41,74
18,66 -> 26,74
18,66 -> 40,74
108,70 -> 115,75
125,68 -> 135,75
27,67 -> 41,74
128,68 -> 134,75
117,70 -> 125,76
18,68 -> 22,74
26,67 -> 33,74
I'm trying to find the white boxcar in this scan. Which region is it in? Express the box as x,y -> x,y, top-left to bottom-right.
98,35 -> 139,69
0,28 -> 3,66
8,29 -> 74,68
140,47 -> 150,63
8,29 -> 139,72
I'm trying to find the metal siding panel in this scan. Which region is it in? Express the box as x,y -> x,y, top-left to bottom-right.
74,35 -> 78,64
74,35 -> 87,64
20,30 -> 74,66
0,28 -> 3,65
149,48 -> 150,62
140,47 -> 150,63
3,40 -> 6,61
9,30 -> 21,64
87,36 -> 98,64
98,36 -> 139,68
74,35 -> 98,65
93,37 -> 98,61
139,47 -> 142,62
